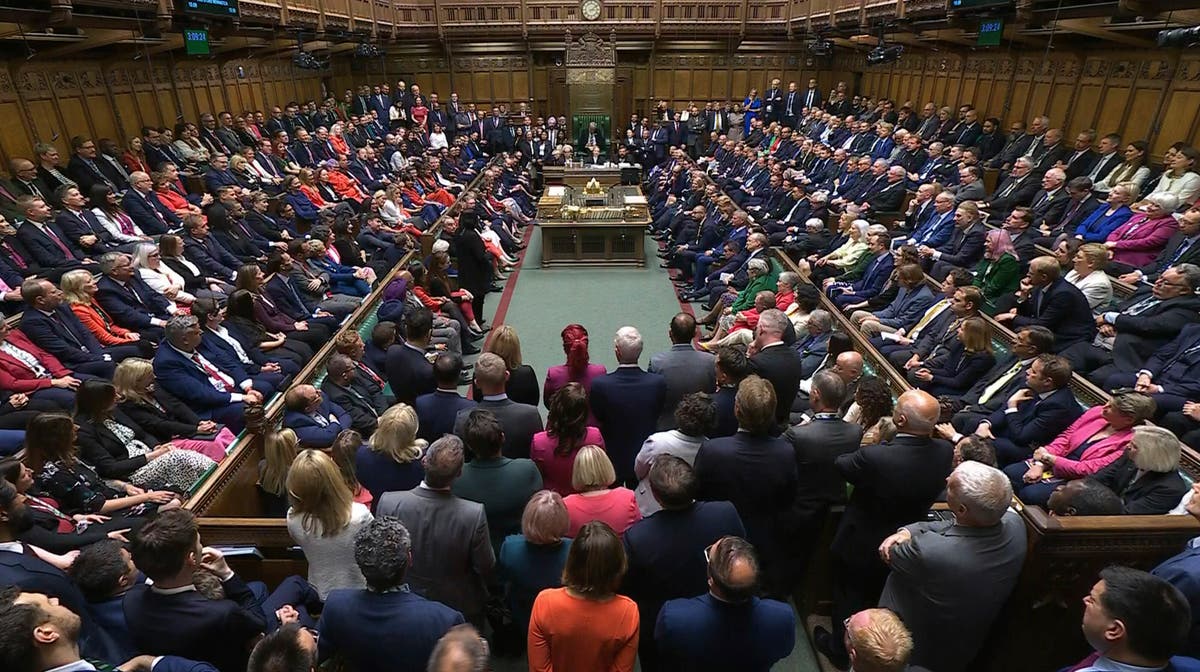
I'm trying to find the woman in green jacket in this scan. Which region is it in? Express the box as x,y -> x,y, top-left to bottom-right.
973,229 -> 1021,314
697,257 -> 774,337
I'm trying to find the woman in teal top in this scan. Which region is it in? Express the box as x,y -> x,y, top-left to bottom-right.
498,490 -> 572,633
973,229 -> 1021,314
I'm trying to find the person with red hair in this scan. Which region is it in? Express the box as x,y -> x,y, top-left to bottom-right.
544,324 -> 608,422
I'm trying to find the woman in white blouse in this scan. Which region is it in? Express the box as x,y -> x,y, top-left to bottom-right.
1063,241 -> 1114,313
1094,141 -> 1152,197
378,184 -> 413,228
172,122 -> 210,166
87,185 -> 152,247
286,449 -> 373,600
1149,146 -> 1200,205
429,122 -> 449,150
132,242 -> 194,307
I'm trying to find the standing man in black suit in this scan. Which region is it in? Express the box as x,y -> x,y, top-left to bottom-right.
694,376 -> 798,598
783,371 -> 863,587
415,353 -> 476,441
453,353 -> 542,459
622,456 -> 745,671
591,326 -> 667,485
452,212 -> 492,321
386,308 -> 437,406
748,309 -> 804,425
813,389 -> 952,670
995,255 -> 1097,352
764,78 -> 784,124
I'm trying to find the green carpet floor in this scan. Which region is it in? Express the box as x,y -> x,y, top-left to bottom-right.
479,225 -> 822,672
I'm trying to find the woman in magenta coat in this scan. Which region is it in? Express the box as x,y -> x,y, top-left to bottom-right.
531,383 -> 606,496
1105,194 -> 1181,271
543,324 -> 607,424
1001,390 -> 1157,508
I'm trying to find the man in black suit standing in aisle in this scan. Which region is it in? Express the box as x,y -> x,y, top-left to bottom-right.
748,309 -> 804,425
386,308 -> 437,406
622,456 -> 746,671
764,78 -> 784,124
813,389 -> 952,670
415,353 -> 477,442
782,371 -> 863,588
591,327 -> 666,485
453,353 -> 542,460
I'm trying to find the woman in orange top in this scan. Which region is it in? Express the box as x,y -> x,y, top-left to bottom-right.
121,137 -> 149,174
298,168 -> 332,208
325,163 -> 368,204
328,123 -> 351,158
528,521 -> 639,672
151,172 -> 203,220
60,269 -> 148,349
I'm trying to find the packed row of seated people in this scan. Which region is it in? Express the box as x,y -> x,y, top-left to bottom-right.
630,83 -> 1200,671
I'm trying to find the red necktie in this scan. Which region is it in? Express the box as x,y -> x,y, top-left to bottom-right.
3,241 -> 27,270
192,353 -> 232,392
43,226 -> 73,257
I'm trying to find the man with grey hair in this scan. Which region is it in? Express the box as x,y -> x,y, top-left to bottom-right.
815,389 -> 953,669
591,326 -> 667,485
453,352 -> 542,458
749,309 -> 803,423
315,517 -> 467,671
878,461 -> 1025,672
321,352 -> 388,437
153,314 -> 263,432
95,250 -> 174,341
1060,263 -> 1200,383
376,435 -> 494,628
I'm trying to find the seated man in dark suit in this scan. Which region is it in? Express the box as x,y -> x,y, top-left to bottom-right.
364,321 -> 395,378
453,353 -> 542,460
1060,264 -> 1200,384
14,196 -> 92,278
995,255 -> 1097,353
182,215 -> 240,284
979,157 -> 1039,221
282,384 -> 353,449
124,510 -> 318,672
415,353 -> 476,441
655,536 -> 796,671
386,308 -> 438,406
624,456 -> 746,671
591,327 -> 667,485
814,389 -> 952,669
154,314 -> 264,433
923,201 -> 987,281
55,185 -> 120,257
950,325 -> 1057,434
122,171 -> 181,236
20,278 -> 146,378
66,539 -> 141,662
322,354 -> 387,438
316,517 -> 466,671
263,251 -> 345,327
94,251 -> 175,342
941,354 -> 1082,466
192,296 -> 292,388
1104,322 -> 1200,420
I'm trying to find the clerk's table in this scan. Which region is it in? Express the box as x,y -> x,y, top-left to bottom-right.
538,185 -> 648,267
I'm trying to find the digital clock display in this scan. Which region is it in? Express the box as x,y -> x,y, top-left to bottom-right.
179,0 -> 239,18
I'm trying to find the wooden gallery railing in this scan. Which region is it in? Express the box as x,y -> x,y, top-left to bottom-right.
688,157 -> 1199,670
184,162 -> 494,582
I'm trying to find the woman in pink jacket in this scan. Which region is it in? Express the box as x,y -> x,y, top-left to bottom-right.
1002,390 -> 1157,507
543,324 -> 607,424
1104,193 -> 1180,271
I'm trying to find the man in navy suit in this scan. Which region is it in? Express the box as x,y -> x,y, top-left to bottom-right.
655,536 -> 796,671
124,510 -> 318,672
997,255 -> 1098,353
202,154 -> 245,196
55,185 -> 120,256
282,384 -> 352,449
590,327 -> 667,486
829,234 -> 894,309
1105,322 -> 1200,418
67,539 -> 141,662
95,251 -> 173,342
317,517 -> 465,671
122,171 -> 181,236
14,195 -> 92,275
624,456 -> 745,671
386,308 -> 438,406
321,354 -> 387,438
924,205 -> 987,281
192,298 -> 288,393
748,310 -> 804,423
814,389 -> 952,669
950,354 -> 1083,466
263,253 -> 342,329
154,315 -> 264,432
415,353 -> 476,441
20,279 -> 148,377
182,217 -> 240,282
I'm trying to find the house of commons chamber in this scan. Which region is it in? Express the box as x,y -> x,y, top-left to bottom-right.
7,0 -> 1200,671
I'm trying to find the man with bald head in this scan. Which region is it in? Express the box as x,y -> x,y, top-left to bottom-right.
2,158 -> 50,219
649,313 -> 716,430
655,536 -> 796,671
814,389 -> 954,669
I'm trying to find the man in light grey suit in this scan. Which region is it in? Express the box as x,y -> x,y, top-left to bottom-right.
649,313 -> 717,430
375,435 -> 495,628
877,461 -> 1026,672
453,353 -> 543,459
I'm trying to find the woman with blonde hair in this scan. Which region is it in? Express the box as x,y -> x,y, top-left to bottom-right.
258,428 -> 299,517
563,446 -> 640,537
912,316 -> 996,397
60,269 -> 152,355
356,403 -> 427,502
473,324 -> 540,406
1065,242 -> 1114,313
286,449 -> 373,599
113,358 -> 236,462
132,242 -> 195,308
498,490 -> 572,632
1086,424 -> 1188,514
